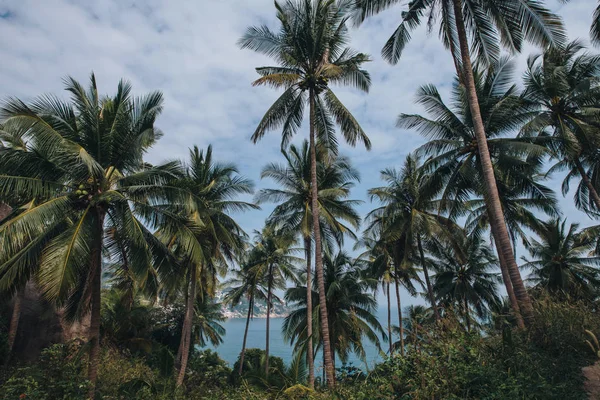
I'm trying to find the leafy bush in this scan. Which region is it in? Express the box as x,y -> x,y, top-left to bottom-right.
232,348 -> 288,388
0,341 -> 89,399
183,349 -> 232,398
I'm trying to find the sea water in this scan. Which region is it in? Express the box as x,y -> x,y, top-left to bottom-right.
206,307 -> 399,371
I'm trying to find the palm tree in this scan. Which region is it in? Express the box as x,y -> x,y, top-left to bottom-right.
393,305 -> 435,349
0,121 -> 60,358
428,233 -> 502,332
192,294 -> 227,348
247,227 -> 300,376
521,219 -> 600,300
367,154 -> 461,322
240,0 -> 371,385
354,0 -> 565,326
159,145 -> 255,386
0,75 -> 185,398
256,140 -> 361,386
397,59 -> 557,327
356,233 -> 395,355
521,41 -> 600,215
224,263 -> 268,376
356,231 -> 418,356
283,251 -> 384,371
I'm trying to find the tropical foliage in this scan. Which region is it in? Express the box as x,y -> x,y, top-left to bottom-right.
2,0 -> 600,399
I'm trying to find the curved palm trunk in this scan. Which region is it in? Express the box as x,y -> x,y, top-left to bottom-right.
417,236 -> 440,320
575,158 -> 600,210
393,274 -> 404,357
304,236 -> 315,388
451,0 -> 534,325
88,209 -> 105,400
238,295 -> 254,376
265,265 -> 273,377
309,88 -> 335,386
386,281 -> 392,355
176,266 -> 197,386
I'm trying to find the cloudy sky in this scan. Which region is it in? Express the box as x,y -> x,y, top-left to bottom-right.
0,0 -> 597,290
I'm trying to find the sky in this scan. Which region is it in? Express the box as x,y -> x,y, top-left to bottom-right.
0,0 -> 597,304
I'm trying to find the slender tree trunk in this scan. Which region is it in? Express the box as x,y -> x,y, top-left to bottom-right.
417,236 -> 440,320
393,274 -> 404,357
6,287 -> 24,358
176,266 -> 197,387
175,277 -> 189,370
464,297 -> 471,333
496,247 -> 525,328
386,281 -> 392,355
239,295 -> 253,376
575,158 -> 600,210
451,0 -> 534,325
309,88 -> 335,386
304,236 -> 315,389
88,209 -> 105,400
265,265 -> 273,377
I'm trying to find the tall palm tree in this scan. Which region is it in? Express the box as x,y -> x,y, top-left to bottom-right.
0,75 -> 188,398
240,0 -> 371,385
367,154 -> 461,322
224,263 -> 268,376
521,41 -> 600,215
247,227 -> 300,376
397,59 -> 556,327
256,140 -> 361,386
428,233 -> 501,332
521,219 -> 600,300
283,251 -> 384,371
354,0 -> 565,326
159,145 -> 255,386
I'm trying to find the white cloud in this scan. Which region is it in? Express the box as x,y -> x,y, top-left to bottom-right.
0,0 -> 596,263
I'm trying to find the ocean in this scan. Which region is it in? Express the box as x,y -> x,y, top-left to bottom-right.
207,307 -> 399,371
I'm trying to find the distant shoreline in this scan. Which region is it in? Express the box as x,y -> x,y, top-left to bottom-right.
224,314 -> 289,319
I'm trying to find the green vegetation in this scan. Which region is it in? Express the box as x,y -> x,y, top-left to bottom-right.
2,0 -> 600,399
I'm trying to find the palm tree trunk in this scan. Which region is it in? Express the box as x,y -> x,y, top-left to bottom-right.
304,236 -> 315,389
386,281 -> 392,355
451,0 -> 534,325
417,236 -> 440,320
496,247 -> 525,328
176,266 -> 197,387
88,208 -> 105,400
575,158 -> 600,210
464,297 -> 471,333
393,274 -> 404,357
239,295 -> 253,376
309,87 -> 335,387
265,264 -> 273,377
7,287 -> 23,354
